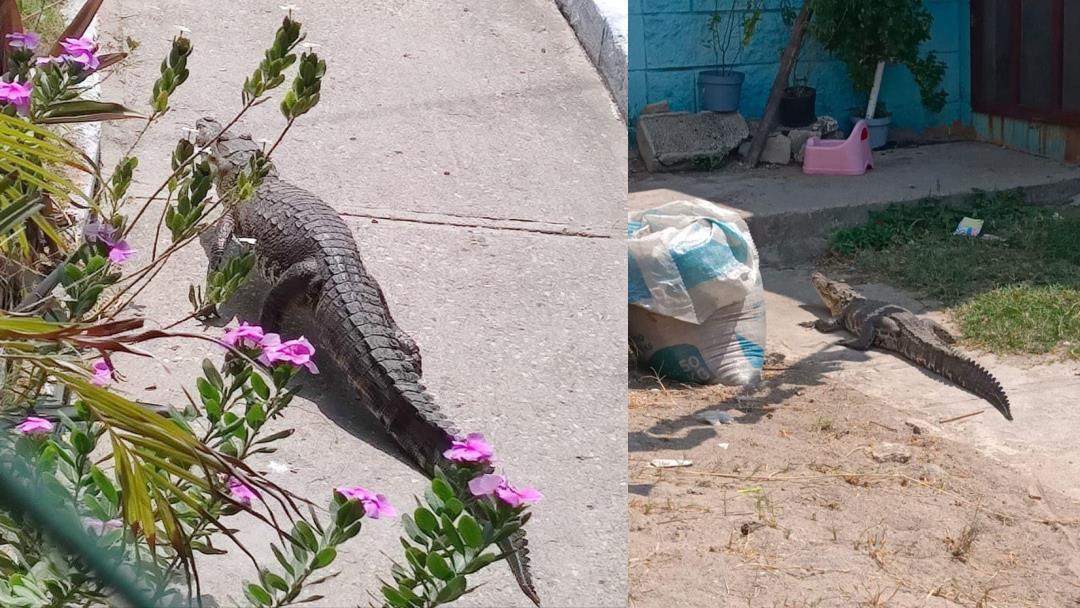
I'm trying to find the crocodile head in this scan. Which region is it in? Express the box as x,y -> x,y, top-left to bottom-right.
810,272 -> 863,316
193,117 -> 274,190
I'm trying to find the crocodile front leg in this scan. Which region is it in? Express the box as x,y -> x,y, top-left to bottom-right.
800,318 -> 843,332
208,212 -> 236,278
259,259 -> 324,333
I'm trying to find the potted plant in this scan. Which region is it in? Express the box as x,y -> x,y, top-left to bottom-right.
810,0 -> 946,148
699,0 -> 762,113
776,0 -> 816,127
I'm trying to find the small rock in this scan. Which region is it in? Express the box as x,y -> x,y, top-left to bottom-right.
759,133 -> 792,165
789,129 -> 814,163
904,418 -> 932,435
717,442 -> 730,449
916,463 -> 946,481
696,410 -> 734,425
641,100 -> 670,115
650,459 -> 693,469
871,442 -> 912,464
1027,484 -> 1043,500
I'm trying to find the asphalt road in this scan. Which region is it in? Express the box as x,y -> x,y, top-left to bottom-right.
96,0 -> 627,605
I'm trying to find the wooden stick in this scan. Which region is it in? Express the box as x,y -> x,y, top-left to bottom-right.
746,4 -> 811,167
938,410 -> 985,424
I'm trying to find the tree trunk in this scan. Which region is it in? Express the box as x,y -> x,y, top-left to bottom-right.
746,4 -> 812,168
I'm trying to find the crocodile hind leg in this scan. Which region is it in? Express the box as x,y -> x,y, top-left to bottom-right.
924,319 -> 956,344
375,287 -> 422,374
259,259 -> 324,333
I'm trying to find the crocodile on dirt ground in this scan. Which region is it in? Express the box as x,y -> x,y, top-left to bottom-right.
194,117 -> 540,606
802,272 -> 1013,421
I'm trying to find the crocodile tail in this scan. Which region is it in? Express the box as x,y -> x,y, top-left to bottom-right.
906,340 -> 1013,420
501,529 -> 540,606
315,289 -> 459,472
315,289 -> 541,603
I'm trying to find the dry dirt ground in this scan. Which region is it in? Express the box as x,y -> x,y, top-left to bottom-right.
629,359 -> 1080,607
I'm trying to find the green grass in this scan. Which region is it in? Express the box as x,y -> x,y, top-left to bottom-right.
828,190 -> 1080,359
18,0 -> 67,50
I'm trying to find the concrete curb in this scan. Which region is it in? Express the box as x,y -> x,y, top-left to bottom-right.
62,0 -> 102,204
553,0 -> 627,121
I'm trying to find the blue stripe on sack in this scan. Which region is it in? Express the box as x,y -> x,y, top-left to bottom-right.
709,220 -> 750,264
669,236 -> 736,290
628,254 -> 651,304
627,220 -> 643,237
735,334 -> 765,369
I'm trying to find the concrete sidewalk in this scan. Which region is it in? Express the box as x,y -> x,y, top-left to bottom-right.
95,0 -> 627,606
630,142 -> 1080,265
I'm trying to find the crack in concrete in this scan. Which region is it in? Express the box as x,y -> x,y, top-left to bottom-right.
339,210 -> 616,239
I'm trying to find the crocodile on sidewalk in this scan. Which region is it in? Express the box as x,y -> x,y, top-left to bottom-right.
194,117 -> 541,605
801,272 -> 1013,421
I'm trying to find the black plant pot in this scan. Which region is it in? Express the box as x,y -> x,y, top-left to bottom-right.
778,86 -> 816,128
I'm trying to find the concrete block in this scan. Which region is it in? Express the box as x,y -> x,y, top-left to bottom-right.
637,111 -> 749,172
760,132 -> 791,165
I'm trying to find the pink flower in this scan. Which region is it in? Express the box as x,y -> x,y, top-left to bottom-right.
90,361 -> 112,386
227,477 -> 259,506
83,517 -> 123,534
335,485 -> 396,519
59,37 -> 99,71
5,32 -> 39,49
468,473 -> 542,508
258,334 -> 318,373
222,322 -> 265,349
107,241 -> 136,264
443,433 -> 494,464
0,81 -> 32,113
15,416 -> 54,436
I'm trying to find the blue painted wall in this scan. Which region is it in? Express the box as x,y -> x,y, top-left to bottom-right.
629,0 -> 972,137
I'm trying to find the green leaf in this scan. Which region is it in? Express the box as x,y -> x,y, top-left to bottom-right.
70,430 -> 94,455
401,513 -> 427,545
382,586 -> 410,608
443,497 -> 464,518
414,507 -> 438,536
245,402 -> 266,429
425,552 -> 454,581
441,514 -> 464,552
39,100 -> 145,123
249,372 -> 271,400
457,514 -> 484,549
431,478 -> 454,502
244,583 -> 272,606
434,575 -> 467,604
271,544 -> 295,576
202,359 -> 224,390
90,466 -> 118,507
463,551 -> 502,574
311,547 -> 336,570
293,521 -> 319,552
259,569 -> 289,593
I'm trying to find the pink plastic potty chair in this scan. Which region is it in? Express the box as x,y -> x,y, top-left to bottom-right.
802,119 -> 874,176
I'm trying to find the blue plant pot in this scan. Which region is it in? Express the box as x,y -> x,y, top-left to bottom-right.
699,69 -> 745,113
851,114 -> 892,149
